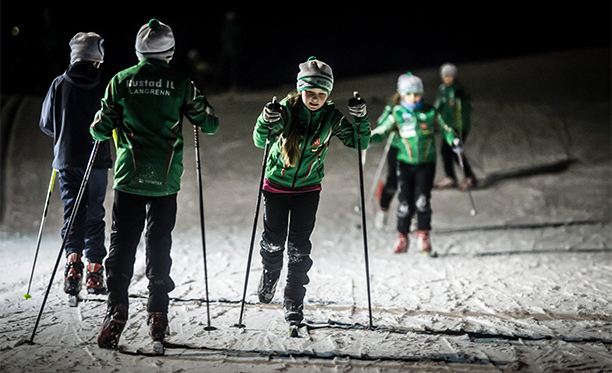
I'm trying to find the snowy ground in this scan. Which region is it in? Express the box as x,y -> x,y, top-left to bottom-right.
1,48 -> 610,372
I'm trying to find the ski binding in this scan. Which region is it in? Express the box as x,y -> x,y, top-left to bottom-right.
289,322 -> 300,338
152,341 -> 165,355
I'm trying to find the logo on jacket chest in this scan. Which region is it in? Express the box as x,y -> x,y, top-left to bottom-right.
310,137 -> 322,152
400,112 -> 431,137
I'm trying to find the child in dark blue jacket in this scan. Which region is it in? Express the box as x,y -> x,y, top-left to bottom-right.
39,32 -> 112,298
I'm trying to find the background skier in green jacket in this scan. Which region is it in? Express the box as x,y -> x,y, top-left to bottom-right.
434,63 -> 477,190
253,57 -> 370,326
90,19 -> 219,352
371,72 -> 461,256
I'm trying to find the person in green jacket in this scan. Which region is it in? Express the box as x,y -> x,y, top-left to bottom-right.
434,63 -> 476,190
371,72 -> 461,256
90,19 -> 219,352
253,57 -> 370,325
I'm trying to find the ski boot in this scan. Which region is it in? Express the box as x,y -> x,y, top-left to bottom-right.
434,177 -> 457,189
257,268 -> 281,303
148,312 -> 168,355
458,176 -> 477,191
417,230 -> 437,257
97,303 -> 128,349
86,263 -> 107,295
393,232 -> 409,254
64,253 -> 83,306
284,298 -> 304,338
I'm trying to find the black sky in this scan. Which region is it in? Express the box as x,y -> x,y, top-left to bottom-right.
2,3 -> 610,95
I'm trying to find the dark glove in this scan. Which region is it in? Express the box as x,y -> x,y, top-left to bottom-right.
348,91 -> 367,118
262,96 -> 282,124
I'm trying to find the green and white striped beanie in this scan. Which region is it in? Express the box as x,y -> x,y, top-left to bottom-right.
296,56 -> 334,94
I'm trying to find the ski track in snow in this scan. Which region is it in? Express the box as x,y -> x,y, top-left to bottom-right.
1,49 -> 611,372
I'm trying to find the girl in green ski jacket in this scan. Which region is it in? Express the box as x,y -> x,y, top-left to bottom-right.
370,72 -> 461,256
373,103 -> 402,230
253,57 -> 370,325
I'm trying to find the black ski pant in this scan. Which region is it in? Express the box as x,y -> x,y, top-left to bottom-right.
58,167 -> 108,264
397,161 -> 436,234
440,134 -> 475,180
260,190 -> 319,306
379,146 -> 398,210
105,190 -> 176,314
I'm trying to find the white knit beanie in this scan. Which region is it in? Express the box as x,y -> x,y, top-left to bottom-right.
296,56 -> 334,94
397,72 -> 424,95
440,63 -> 458,78
135,19 -> 175,62
69,32 -> 104,64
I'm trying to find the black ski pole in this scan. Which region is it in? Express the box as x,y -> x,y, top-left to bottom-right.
28,141 -> 100,344
457,150 -> 477,216
24,169 -> 58,300
351,91 -> 374,328
234,97 -> 277,328
194,125 -> 216,331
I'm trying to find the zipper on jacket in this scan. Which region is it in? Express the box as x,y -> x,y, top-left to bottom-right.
291,114 -> 312,188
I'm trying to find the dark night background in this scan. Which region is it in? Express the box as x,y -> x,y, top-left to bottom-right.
1,3 -> 610,95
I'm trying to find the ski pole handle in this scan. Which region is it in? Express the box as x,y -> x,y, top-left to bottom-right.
348,91 -> 367,118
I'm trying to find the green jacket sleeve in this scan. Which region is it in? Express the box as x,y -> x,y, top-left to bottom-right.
436,111 -> 458,146
332,109 -> 371,150
370,105 -> 396,144
184,81 -> 219,135
90,77 -> 120,142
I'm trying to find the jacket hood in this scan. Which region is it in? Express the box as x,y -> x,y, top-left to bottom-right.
64,63 -> 101,89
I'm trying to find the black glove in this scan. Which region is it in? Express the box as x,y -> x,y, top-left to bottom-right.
348,91 -> 367,118
263,96 -> 282,124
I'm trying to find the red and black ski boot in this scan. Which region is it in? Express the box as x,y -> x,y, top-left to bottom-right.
417,230 -> 438,257
97,303 -> 128,349
148,312 -> 168,355
393,232 -> 409,254
86,263 -> 107,294
64,253 -> 83,306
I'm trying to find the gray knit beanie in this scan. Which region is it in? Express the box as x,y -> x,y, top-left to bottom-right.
296,56 -> 334,94
69,32 -> 104,64
440,63 -> 458,78
396,72 -> 424,95
135,19 -> 175,62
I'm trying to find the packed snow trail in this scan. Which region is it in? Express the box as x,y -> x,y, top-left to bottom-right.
1,49 -> 610,372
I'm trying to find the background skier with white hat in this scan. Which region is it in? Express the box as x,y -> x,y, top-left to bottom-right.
434,63 -> 477,190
